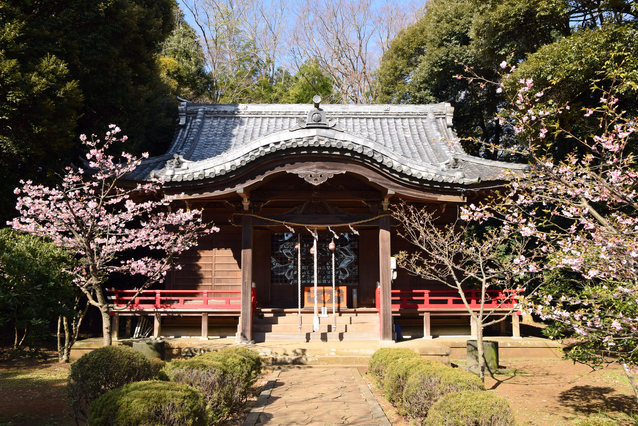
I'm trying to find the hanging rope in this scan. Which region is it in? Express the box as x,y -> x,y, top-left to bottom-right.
312,228 -> 319,331
336,238 -> 339,331
328,226 -> 339,240
297,233 -> 302,332
230,213 -> 391,229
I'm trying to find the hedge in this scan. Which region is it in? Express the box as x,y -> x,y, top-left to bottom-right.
425,390 -> 514,426
67,345 -> 153,421
382,356 -> 442,407
403,365 -> 485,423
88,380 -> 207,426
368,348 -> 420,385
163,346 -> 262,423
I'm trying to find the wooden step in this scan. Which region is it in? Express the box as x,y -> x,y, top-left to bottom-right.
251,310 -> 379,342
254,312 -> 379,325
252,331 -> 380,342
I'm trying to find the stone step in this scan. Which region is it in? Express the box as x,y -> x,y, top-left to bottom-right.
253,322 -> 379,334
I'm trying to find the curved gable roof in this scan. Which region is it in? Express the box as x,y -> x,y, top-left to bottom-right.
130,101 -> 526,186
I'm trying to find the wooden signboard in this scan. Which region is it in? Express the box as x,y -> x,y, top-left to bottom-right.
304,286 -> 347,308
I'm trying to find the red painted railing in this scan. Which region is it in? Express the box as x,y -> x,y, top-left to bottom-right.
376,288 -> 523,311
108,288 -> 250,310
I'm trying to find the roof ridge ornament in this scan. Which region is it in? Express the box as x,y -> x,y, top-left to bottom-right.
290,95 -> 338,131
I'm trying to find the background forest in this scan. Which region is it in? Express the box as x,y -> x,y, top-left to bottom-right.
1,0 -> 636,222
0,0 -> 637,358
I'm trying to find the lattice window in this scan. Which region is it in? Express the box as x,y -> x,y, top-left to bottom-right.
270,232 -> 359,286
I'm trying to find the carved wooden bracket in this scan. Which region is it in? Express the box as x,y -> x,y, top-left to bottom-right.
288,169 -> 346,186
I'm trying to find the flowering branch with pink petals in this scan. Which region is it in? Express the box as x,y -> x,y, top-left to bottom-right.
10,126 -> 218,346
460,65 -> 638,377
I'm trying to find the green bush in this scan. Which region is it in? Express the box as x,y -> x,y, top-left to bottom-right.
163,346 -> 262,423
149,358 -> 167,379
403,366 -> 486,423
368,348 -> 420,384
67,345 -> 153,421
382,357 -> 442,407
196,346 -> 262,392
425,390 -> 514,426
88,380 -> 207,426
167,366 -> 243,423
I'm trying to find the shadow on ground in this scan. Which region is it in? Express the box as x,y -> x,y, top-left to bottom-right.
559,385 -> 638,415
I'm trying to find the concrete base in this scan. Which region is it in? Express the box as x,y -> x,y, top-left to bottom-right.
69,338 -> 125,360
70,334 -> 562,365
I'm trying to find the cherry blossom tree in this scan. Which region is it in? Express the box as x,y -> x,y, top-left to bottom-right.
393,203 -> 537,380
462,64 -> 638,391
10,126 -> 216,347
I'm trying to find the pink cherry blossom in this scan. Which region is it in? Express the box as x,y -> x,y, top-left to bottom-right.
10,127 -> 216,347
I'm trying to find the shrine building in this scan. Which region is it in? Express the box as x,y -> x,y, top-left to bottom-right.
112,97 -> 527,343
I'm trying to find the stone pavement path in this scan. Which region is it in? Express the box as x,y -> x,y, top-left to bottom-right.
243,367 -> 391,426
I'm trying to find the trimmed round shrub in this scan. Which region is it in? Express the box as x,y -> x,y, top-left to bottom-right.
67,345 -> 153,420
88,380 -> 207,426
163,346 -> 262,423
368,348 -> 420,384
167,365 -> 242,423
196,346 -> 262,392
403,366 -> 486,423
382,357 -> 442,407
425,390 -> 514,426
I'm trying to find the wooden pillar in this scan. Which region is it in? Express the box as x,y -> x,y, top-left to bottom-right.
511,313 -> 521,338
201,313 -> 209,340
379,216 -> 393,341
153,312 -> 161,338
125,317 -> 132,338
111,314 -> 119,341
500,316 -> 508,335
423,312 -> 432,339
238,215 -> 253,343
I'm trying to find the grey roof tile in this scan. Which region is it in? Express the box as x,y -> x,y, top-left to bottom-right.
132,101 -> 527,185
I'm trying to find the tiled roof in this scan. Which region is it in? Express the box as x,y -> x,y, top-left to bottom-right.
130,101 -> 527,185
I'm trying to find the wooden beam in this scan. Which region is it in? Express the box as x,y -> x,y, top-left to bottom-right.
238,216 -> 253,343
423,312 -> 432,339
379,216 -> 393,341
250,190 -> 383,203
237,188 -> 250,211
111,314 -> 119,341
201,313 -> 209,340
125,317 -> 132,338
153,312 -> 161,338
470,316 -> 477,338
512,313 -> 521,338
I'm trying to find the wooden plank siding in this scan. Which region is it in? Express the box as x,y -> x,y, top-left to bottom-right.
171,233 -> 242,297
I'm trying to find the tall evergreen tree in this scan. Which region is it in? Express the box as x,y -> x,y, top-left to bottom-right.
0,0 -> 178,222
375,0 -> 637,158
159,11 -> 212,101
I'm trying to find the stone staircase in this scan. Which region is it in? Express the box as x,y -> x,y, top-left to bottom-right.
252,309 -> 380,342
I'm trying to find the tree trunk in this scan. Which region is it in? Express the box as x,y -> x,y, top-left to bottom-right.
57,317 -> 66,362
62,317 -> 71,362
101,307 -> 112,347
623,363 -> 638,399
477,320 -> 485,381
58,298 -> 89,362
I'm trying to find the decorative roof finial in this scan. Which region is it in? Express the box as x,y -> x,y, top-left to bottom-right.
306,95 -> 327,127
